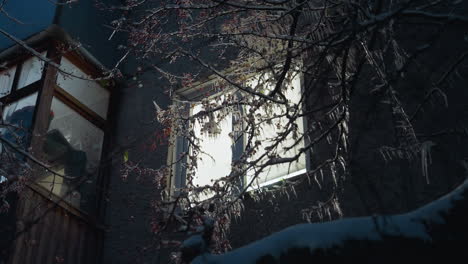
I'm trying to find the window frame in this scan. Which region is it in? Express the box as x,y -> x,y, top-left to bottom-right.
166,70 -> 310,200
1,40 -> 114,219
0,48 -> 47,106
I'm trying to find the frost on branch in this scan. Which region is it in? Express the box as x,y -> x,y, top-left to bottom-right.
106,0 -> 468,263
188,179 -> 468,264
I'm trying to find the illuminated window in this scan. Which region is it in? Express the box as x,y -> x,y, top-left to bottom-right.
168,72 -> 306,199
245,73 -> 306,188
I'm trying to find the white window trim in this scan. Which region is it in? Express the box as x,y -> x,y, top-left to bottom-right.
247,168 -> 307,191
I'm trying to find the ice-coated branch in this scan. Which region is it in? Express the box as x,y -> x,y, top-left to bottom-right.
190,178 -> 468,263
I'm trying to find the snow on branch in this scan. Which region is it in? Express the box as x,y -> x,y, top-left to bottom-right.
186,178 -> 468,263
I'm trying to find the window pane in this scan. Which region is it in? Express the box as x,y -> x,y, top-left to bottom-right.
179,73 -> 306,196
0,66 -> 16,98
0,93 -> 38,168
56,57 -> 110,118
1,92 -> 38,147
191,102 -> 232,198
17,53 -> 46,89
246,73 -> 306,187
37,97 -> 104,211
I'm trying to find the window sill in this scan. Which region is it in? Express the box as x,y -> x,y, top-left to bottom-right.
246,168 -> 307,192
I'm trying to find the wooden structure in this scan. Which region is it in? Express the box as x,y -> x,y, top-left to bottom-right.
0,28 -> 115,264
9,188 -> 104,264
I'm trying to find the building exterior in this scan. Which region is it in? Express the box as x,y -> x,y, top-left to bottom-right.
0,1 -> 123,263
1,1 -> 468,264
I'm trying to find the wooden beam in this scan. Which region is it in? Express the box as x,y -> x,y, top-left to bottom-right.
0,81 -> 40,105
53,85 -> 107,130
10,62 -> 23,93
29,42 -> 61,162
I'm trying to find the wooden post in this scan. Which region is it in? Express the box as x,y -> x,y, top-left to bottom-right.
29,41 -> 61,161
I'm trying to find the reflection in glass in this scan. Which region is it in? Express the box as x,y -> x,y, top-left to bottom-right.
0,93 -> 38,183
1,93 -> 38,151
37,98 -> 104,211
17,53 -> 45,89
56,57 -> 110,118
0,66 -> 16,98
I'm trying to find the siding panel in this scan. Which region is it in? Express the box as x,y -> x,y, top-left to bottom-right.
8,188 -> 103,264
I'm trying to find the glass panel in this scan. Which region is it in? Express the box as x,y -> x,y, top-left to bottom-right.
245,73 -> 306,187
56,57 -> 110,118
37,97 -> 104,211
17,52 -> 46,89
0,66 -> 16,98
1,93 -> 38,146
191,100 -> 232,199
0,93 -> 38,160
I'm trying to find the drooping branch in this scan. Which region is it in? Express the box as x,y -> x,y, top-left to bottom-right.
186,178 -> 468,263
